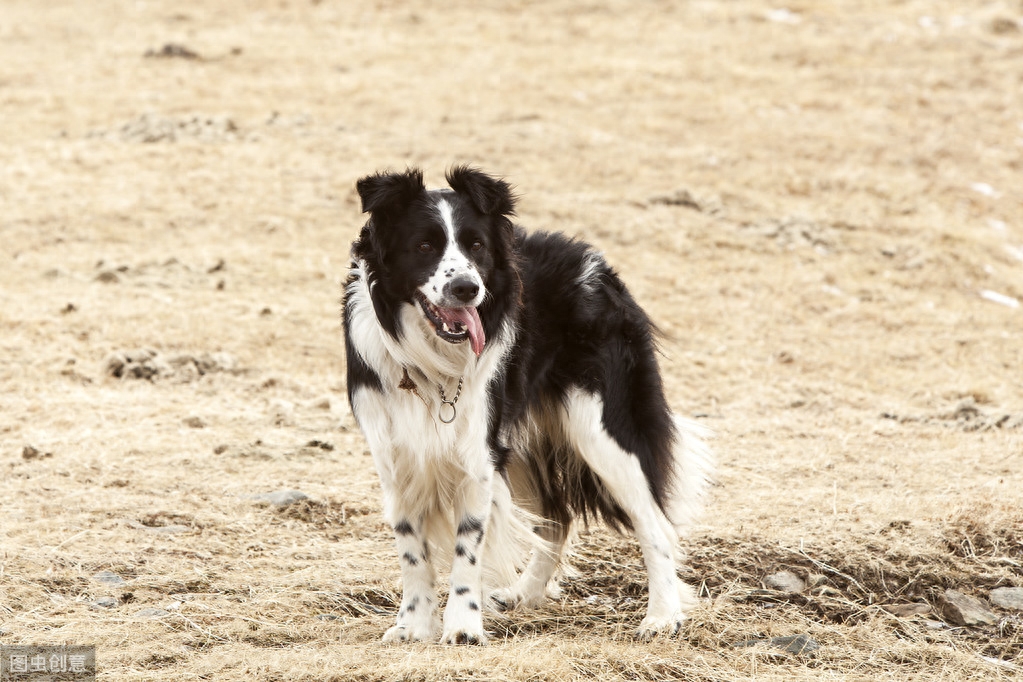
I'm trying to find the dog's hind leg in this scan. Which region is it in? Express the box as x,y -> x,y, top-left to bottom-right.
490,519 -> 568,611
561,387 -> 698,641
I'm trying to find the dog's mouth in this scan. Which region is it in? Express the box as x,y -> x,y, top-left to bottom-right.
415,292 -> 486,357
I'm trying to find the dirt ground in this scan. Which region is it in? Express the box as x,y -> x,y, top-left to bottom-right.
2,0 -> 1023,679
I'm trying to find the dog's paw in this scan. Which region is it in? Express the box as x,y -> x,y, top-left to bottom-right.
382,622 -> 437,643
488,588 -> 522,612
488,585 -> 547,612
440,628 -> 488,646
634,613 -> 686,642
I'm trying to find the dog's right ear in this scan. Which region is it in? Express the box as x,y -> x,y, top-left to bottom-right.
356,168 -> 426,220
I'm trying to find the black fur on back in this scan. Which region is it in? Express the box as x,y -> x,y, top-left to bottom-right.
507,230 -> 677,531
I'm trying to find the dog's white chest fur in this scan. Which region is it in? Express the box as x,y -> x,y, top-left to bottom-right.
346,259 -> 511,478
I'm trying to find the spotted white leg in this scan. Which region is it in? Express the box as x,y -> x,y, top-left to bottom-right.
352,389 -> 441,643
563,388 -> 697,641
381,516 -> 440,643
490,521 -> 567,611
440,469 -> 494,645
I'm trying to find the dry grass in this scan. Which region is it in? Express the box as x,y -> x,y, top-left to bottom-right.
2,0 -> 1023,679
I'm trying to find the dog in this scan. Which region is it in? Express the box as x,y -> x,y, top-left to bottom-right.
342,166 -> 712,644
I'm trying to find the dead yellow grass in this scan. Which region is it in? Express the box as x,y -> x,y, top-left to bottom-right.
2,0 -> 1023,679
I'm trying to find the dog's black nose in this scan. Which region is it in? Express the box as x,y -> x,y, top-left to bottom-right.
448,277 -> 480,303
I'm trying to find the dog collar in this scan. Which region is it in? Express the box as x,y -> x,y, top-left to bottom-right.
398,368 -> 463,424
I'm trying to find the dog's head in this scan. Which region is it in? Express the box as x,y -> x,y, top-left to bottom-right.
353,166 -> 518,357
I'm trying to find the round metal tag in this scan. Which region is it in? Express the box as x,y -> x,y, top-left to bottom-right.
439,401 -> 457,424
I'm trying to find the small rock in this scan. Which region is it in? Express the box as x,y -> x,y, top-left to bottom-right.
93,570 -> 126,587
735,634 -> 820,656
990,587 -> 1023,611
650,188 -> 702,211
763,570 -> 806,594
213,444 -> 229,455
308,396 -> 332,410
95,270 -> 121,284
941,589 -> 997,626
770,634 -> 819,655
144,43 -> 200,59
22,445 -> 53,460
90,597 -> 119,610
183,416 -> 206,429
250,490 -> 309,506
990,17 -> 1019,35
883,603 -> 932,618
104,349 -> 168,380
135,608 -> 171,619
140,524 -> 191,534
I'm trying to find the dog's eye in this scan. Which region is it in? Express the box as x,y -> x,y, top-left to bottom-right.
418,242 -> 434,253
470,240 -> 484,252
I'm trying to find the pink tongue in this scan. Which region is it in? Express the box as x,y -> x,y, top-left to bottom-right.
443,307 -> 485,356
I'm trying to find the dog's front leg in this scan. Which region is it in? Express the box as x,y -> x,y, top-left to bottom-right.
440,467 -> 493,645
381,514 -> 440,643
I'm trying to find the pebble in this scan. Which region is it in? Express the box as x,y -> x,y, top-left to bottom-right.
95,270 -> 121,284
763,570 -> 806,594
990,587 -> 1023,611
308,396 -> 332,410
735,633 -> 820,656
183,416 -> 206,429
883,603 -> 932,618
90,597 -> 119,609
93,570 -> 126,587
22,445 -> 53,460
769,634 -> 820,655
941,589 -> 997,626
135,608 -> 171,619
250,490 -> 309,506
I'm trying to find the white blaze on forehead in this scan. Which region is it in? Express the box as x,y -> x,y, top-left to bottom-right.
436,197 -> 457,241
420,197 -> 483,308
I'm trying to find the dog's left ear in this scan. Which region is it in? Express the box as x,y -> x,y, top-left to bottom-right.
446,165 -> 517,217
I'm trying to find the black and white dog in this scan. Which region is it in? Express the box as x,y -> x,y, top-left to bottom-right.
342,166 -> 712,644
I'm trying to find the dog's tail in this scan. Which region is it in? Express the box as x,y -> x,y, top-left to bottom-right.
661,415 -> 715,537
481,474 -> 540,595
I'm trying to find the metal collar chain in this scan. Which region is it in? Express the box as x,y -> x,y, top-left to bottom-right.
438,377 -> 464,424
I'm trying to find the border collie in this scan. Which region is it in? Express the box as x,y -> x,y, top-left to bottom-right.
342,166 -> 712,644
